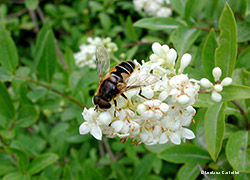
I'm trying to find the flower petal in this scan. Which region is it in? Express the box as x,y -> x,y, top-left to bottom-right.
111,120 -> 123,132
182,128 -> 195,139
90,125 -> 102,140
79,122 -> 91,135
169,132 -> 181,145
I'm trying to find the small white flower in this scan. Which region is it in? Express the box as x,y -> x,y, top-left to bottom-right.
133,0 -> 172,17
74,37 -> 118,68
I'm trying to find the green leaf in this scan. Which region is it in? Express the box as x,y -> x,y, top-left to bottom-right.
0,67 -> 12,82
0,26 -> 18,73
224,123 -> 239,139
236,46 -> 250,71
62,164 -> 72,180
205,102 -> 226,161
177,162 -> 205,180
0,164 -> 16,176
170,27 -> 200,56
64,47 -> 76,73
215,3 -> 237,79
202,30 -> 217,81
125,16 -> 137,41
98,12 -> 111,31
158,144 -> 211,164
247,0 -> 250,16
5,147 -> 30,172
83,162 -> 103,180
170,0 -> 187,17
0,81 -> 15,119
221,85 -> 250,101
237,21 -> 250,42
193,108 -> 207,150
25,0 -> 39,10
28,153 -> 59,175
16,105 -> 39,128
134,17 -> 184,31
3,172 -> 23,180
226,131 -> 250,173
234,172 -> 250,180
34,24 -> 57,82
184,0 -> 203,22
132,153 -> 155,180
194,94 -> 214,108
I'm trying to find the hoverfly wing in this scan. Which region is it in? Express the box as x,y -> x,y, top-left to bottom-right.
96,44 -> 110,82
126,70 -> 159,90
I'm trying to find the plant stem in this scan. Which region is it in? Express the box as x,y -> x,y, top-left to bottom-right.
193,26 -> 220,32
28,10 -> 39,35
103,137 -> 116,161
7,8 -> 28,19
231,100 -> 249,131
123,41 -> 154,47
197,163 -> 210,180
15,75 -> 86,109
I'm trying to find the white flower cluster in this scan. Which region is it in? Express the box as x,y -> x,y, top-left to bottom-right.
200,67 -> 232,102
133,0 -> 172,17
74,37 -> 118,68
79,42 -> 232,146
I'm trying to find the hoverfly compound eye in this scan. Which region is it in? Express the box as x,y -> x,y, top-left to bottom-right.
93,96 -> 111,109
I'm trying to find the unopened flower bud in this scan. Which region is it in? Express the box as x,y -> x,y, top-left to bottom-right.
213,67 -> 222,81
137,104 -> 147,115
149,54 -> 158,62
200,78 -> 213,88
179,53 -> 192,73
162,45 -> 169,54
159,103 -> 169,113
211,91 -> 222,102
141,86 -> 154,99
99,112 -> 113,125
214,84 -> 223,92
221,77 -> 232,86
152,42 -> 164,58
166,49 -> 177,67
177,95 -> 190,105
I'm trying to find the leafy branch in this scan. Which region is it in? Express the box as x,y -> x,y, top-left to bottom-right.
15,75 -> 86,108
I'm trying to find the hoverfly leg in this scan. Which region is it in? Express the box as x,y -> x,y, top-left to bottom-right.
138,88 -> 150,100
94,105 -> 98,112
121,93 -> 134,112
114,100 -> 117,117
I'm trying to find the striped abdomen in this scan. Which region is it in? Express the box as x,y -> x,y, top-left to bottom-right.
94,61 -> 135,109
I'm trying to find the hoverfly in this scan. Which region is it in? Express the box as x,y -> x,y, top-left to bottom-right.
93,44 -> 159,112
